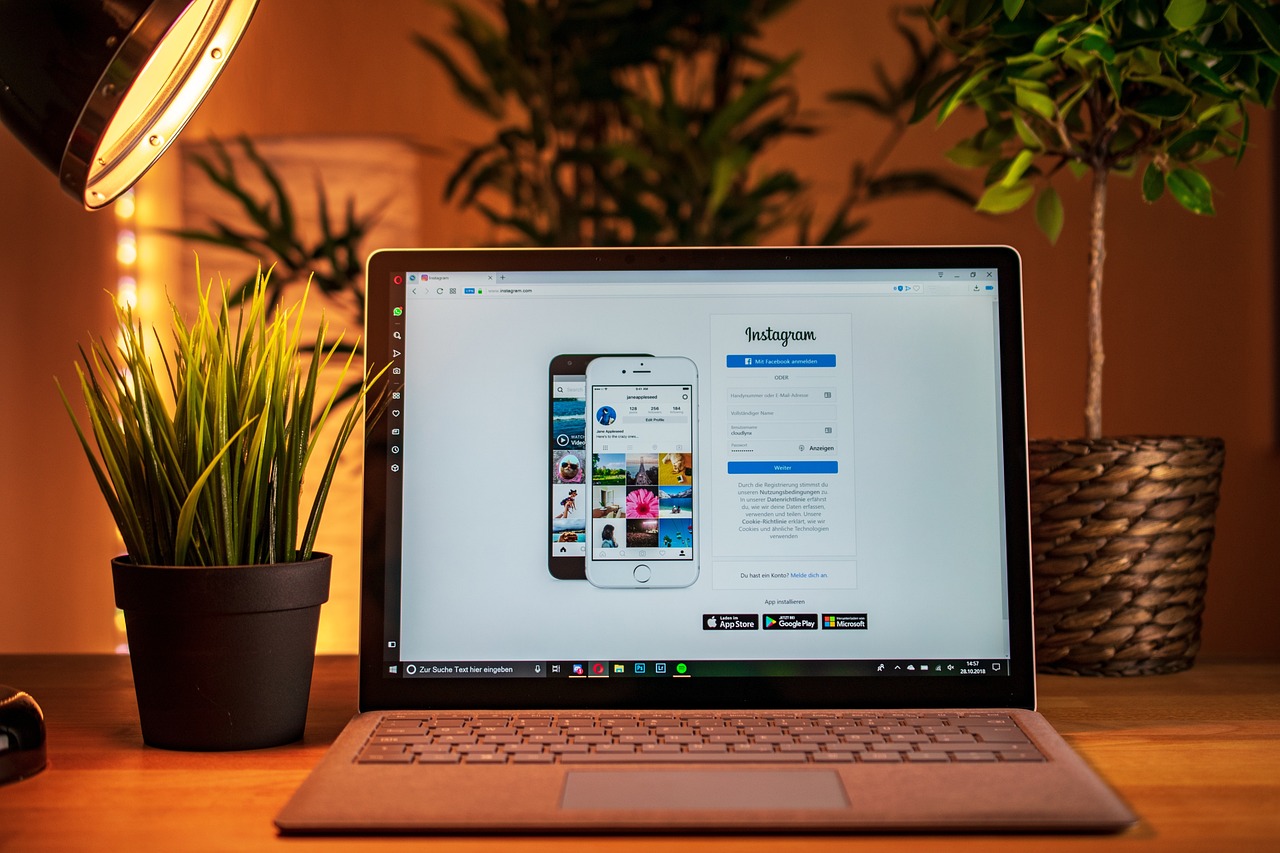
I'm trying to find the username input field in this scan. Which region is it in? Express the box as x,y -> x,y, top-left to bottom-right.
727,422 -> 836,442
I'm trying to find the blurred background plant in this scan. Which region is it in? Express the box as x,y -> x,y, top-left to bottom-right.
165,135 -> 377,318
415,0 -> 812,245
171,2 -> 973,266
415,0 -> 973,246
805,8 -> 975,243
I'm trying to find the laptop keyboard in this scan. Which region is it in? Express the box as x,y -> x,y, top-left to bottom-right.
356,712 -> 1046,765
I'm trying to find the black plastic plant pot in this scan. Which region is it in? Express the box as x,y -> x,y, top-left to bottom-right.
111,554 -> 331,751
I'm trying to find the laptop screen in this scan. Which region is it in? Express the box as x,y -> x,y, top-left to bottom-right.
361,247 -> 1033,711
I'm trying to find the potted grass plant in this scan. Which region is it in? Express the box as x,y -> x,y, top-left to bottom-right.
916,0 -> 1280,674
58,266 -> 376,749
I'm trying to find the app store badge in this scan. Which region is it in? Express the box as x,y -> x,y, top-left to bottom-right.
762,613 -> 818,630
702,614 -> 759,630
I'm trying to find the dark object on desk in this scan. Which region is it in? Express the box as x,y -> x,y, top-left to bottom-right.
112,555 -> 330,751
0,684 -> 46,784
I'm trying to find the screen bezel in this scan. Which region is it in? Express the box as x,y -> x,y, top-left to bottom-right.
360,246 -> 1034,712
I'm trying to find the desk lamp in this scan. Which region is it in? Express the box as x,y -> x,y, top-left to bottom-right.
0,0 -> 259,209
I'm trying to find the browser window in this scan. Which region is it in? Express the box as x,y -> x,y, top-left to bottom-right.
385,267 -> 1011,679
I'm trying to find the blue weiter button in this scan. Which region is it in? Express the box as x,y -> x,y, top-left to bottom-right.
727,461 -> 838,474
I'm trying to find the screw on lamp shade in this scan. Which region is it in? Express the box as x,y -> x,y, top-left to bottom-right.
0,0 -> 258,210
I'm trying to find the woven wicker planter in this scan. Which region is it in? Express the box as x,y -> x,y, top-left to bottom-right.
1029,436 -> 1224,676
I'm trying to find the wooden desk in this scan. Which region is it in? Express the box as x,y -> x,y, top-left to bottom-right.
1,655 -> 1277,851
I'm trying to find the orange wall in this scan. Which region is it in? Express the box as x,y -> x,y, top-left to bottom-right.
1,0 -> 1275,656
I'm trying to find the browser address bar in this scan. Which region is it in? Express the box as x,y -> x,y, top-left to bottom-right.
448,281 -> 911,298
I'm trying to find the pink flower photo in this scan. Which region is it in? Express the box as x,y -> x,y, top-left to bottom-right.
626,488 -> 659,519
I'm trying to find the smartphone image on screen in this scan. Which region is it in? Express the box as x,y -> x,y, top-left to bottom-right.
547,354 -> 649,580
585,356 -> 698,589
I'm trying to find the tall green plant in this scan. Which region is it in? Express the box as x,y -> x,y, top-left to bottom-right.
916,0 -> 1280,438
417,0 -> 811,246
58,268 -> 377,567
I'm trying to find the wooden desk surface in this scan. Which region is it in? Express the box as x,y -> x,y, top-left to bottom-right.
1,655 -> 1277,851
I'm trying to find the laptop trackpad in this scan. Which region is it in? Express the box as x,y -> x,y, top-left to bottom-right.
561,770 -> 849,811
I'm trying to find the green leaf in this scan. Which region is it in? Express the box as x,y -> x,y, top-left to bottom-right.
1033,25 -> 1067,56
1034,186 -> 1064,243
976,180 -> 1036,214
1164,0 -> 1206,30
1015,86 -> 1057,120
936,66 -> 997,124
172,416 -> 257,565
1001,149 -> 1037,187
1077,34 -> 1116,62
1003,0 -> 1025,18
1141,162 -> 1165,202
1166,168 -> 1214,214
1012,113 -> 1044,149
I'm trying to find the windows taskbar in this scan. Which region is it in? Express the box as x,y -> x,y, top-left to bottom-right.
385,659 -> 1011,679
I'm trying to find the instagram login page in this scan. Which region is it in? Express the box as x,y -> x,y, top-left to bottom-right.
396,270 -> 1010,667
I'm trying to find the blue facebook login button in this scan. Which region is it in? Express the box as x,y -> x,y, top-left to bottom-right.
726,354 -> 837,368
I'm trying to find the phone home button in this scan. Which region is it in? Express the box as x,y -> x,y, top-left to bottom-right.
633,565 -> 652,584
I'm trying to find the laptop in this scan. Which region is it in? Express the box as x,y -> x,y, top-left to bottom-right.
276,245 -> 1136,833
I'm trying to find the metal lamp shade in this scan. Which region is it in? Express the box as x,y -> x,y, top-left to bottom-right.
0,0 -> 258,209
